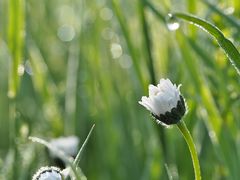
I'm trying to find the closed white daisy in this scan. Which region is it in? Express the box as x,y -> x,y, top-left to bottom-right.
139,78 -> 186,125
49,136 -> 79,158
32,166 -> 63,180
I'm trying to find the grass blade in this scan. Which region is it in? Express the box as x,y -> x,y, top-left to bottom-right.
28,42 -> 63,133
74,124 -> 95,166
203,1 -> 240,31
138,0 -> 156,84
7,3 -> 25,175
138,0 -> 170,166
176,33 -> 222,142
65,43 -> 79,134
173,13 -> 240,75
111,0 -> 145,89
145,1 -> 165,23
8,0 -> 25,98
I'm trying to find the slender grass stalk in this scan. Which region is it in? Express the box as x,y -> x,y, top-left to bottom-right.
9,99 -> 16,148
74,124 -> 95,166
176,32 -> 221,142
145,1 -> 165,22
138,0 -> 169,165
65,43 -> 79,135
111,0 -> 145,89
177,121 -> 201,180
8,0 -> 25,98
9,100 -> 18,179
28,42 -> 63,133
7,1 -> 25,178
138,0 -> 156,85
65,0 -> 83,135
164,164 -> 173,180
203,1 -> 240,30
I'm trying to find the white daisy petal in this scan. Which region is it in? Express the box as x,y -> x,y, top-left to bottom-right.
149,84 -> 159,96
139,78 -> 182,116
49,136 -> 79,159
139,97 -> 154,113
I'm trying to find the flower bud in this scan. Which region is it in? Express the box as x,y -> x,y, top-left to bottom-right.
139,78 -> 186,126
48,136 -> 79,168
32,166 -> 63,180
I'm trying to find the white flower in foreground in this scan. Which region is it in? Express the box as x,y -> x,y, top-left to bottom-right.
49,136 -> 79,158
48,136 -> 79,168
32,166 -> 64,180
139,78 -> 186,125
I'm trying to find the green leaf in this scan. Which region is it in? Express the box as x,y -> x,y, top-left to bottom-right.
173,13 -> 240,76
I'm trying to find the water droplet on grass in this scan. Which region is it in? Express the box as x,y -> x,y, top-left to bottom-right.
110,43 -> 122,59
119,54 -> 132,69
57,25 -> 75,42
8,90 -> 15,98
166,14 -> 180,31
100,7 -> 113,21
17,64 -> 25,76
25,60 -> 33,75
101,27 -> 114,40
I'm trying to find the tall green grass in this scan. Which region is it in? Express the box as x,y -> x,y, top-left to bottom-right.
0,0 -> 240,179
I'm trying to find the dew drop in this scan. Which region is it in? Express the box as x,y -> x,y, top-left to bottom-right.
8,90 -> 15,98
208,131 -> 217,143
119,54 -> 132,69
100,7 -> 113,21
110,43 -> 122,59
57,25 -> 75,42
17,64 -> 25,76
101,27 -> 114,40
166,14 -> 180,31
20,123 -> 29,138
224,7 -> 234,15
24,60 -> 33,75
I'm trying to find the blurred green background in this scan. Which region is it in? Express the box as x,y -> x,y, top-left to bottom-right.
0,0 -> 240,179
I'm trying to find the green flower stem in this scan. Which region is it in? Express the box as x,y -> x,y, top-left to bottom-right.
177,121 -> 201,180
